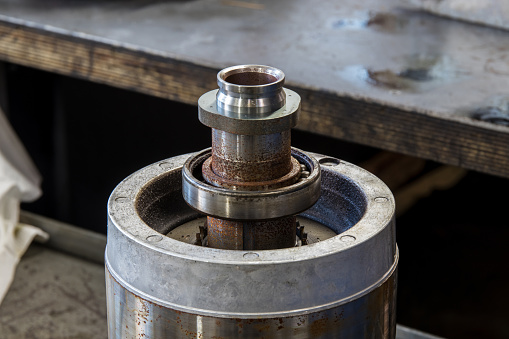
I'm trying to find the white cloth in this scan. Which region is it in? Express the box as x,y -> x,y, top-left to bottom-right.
0,108 -> 48,304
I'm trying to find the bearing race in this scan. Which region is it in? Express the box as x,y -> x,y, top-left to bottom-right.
182,147 -> 321,220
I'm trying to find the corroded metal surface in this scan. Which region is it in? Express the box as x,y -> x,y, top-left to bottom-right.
206,216 -> 296,250
0,223 -> 435,338
210,129 -> 293,183
109,151 -> 396,313
202,155 -> 301,191
106,62 -> 399,337
166,216 -> 338,246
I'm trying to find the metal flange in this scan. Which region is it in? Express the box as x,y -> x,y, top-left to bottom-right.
198,89 -> 301,135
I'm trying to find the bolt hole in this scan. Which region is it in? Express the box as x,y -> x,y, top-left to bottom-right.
340,235 -> 356,242
147,235 -> 163,242
243,252 -> 259,259
319,157 -> 341,166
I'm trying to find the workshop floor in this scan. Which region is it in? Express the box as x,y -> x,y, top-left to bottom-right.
0,244 -> 107,339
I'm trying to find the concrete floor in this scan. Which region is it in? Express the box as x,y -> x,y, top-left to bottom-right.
0,244 -> 107,339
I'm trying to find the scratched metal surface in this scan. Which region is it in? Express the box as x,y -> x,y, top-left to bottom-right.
0,0 -> 508,121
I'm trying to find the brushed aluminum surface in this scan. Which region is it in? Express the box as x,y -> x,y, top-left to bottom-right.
106,265 -> 397,339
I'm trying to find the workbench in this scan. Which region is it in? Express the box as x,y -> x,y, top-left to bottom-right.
0,0 -> 508,178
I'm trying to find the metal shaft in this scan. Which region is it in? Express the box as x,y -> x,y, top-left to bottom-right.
202,65 -> 299,250
206,216 -> 296,250
210,129 -> 292,182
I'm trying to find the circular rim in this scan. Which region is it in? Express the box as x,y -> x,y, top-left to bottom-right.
107,151 -> 395,264
217,65 -> 285,95
182,148 -> 321,220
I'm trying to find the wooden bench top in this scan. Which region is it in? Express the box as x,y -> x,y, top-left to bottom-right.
0,0 -> 507,177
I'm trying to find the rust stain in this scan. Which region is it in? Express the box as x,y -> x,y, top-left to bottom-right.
202,135 -> 302,250
207,216 -> 296,250
308,317 -> 329,337
210,130 -> 292,183
202,156 -> 301,191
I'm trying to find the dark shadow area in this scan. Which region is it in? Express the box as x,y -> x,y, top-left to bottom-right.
396,170 -> 509,339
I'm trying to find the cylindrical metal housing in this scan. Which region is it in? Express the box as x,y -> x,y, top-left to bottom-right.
105,152 -> 398,338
